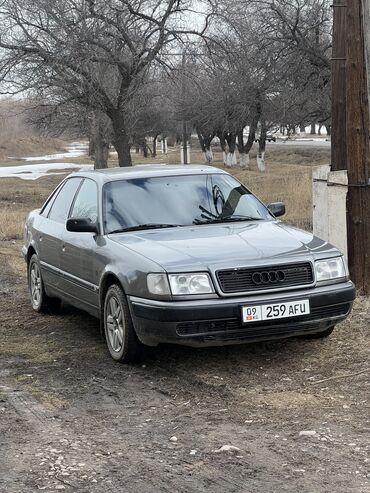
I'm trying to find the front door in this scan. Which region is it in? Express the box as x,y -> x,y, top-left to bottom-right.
59,178 -> 101,311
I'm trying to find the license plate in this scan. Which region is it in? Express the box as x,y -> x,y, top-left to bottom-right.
242,299 -> 310,323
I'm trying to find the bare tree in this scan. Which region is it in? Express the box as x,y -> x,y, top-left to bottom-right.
0,0 -> 210,166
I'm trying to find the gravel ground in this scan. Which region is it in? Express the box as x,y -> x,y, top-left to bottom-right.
0,240 -> 369,492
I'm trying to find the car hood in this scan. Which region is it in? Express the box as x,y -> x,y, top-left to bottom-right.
109,221 -> 340,271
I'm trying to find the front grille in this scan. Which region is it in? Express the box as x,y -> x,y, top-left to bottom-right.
216,262 -> 314,293
176,303 -> 351,337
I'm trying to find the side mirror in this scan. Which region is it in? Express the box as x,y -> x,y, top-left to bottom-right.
267,202 -> 286,218
66,218 -> 99,233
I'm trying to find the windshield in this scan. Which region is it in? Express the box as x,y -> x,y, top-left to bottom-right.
103,173 -> 273,234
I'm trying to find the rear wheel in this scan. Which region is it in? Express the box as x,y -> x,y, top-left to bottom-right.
28,254 -> 61,313
302,325 -> 335,339
104,284 -> 143,363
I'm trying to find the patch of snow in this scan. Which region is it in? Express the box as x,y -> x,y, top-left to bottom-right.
10,141 -> 88,162
0,162 -> 93,180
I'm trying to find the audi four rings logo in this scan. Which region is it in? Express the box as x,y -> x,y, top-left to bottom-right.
251,270 -> 286,285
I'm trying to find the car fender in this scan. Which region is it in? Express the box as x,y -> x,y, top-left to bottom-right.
23,210 -> 41,261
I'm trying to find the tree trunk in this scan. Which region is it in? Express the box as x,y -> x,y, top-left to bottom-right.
112,112 -> 132,167
257,120 -> 267,172
237,117 -> 258,169
141,139 -> 148,158
299,124 -> 306,133
196,128 -> 206,153
196,128 -> 214,164
204,149 -> 214,164
237,131 -> 250,169
325,125 -> 332,136
310,122 -> 316,134
224,133 -> 237,168
90,111 -> 109,169
89,134 -> 95,157
152,135 -> 158,157
217,132 -> 227,166
239,152 -> 250,169
94,136 -> 109,169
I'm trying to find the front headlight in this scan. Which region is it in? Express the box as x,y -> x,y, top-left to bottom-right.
168,273 -> 214,295
315,257 -> 347,282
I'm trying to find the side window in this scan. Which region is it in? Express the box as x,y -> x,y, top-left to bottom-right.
70,179 -> 98,223
210,175 -> 269,219
48,178 -> 82,224
41,190 -> 59,217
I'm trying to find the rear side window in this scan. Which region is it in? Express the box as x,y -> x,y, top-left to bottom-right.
70,178 -> 98,222
48,178 -> 82,224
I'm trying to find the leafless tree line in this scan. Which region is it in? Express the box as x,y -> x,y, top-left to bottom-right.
0,0 -> 332,168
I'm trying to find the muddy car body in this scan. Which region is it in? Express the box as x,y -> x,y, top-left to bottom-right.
23,165 -> 356,362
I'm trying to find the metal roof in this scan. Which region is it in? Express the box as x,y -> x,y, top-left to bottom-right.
71,164 -> 226,183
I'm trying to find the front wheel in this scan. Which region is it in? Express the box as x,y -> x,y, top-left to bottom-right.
104,284 -> 143,363
28,254 -> 61,313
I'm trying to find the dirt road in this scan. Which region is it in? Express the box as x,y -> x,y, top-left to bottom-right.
0,240 -> 369,492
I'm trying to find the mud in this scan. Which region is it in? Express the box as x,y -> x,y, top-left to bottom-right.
0,240 -> 369,492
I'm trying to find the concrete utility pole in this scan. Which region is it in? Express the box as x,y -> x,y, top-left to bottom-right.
345,0 -> 370,294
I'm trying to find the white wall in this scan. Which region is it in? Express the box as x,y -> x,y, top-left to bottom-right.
313,165 -> 348,257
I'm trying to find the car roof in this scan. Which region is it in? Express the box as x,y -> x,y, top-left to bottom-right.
71,164 -> 227,183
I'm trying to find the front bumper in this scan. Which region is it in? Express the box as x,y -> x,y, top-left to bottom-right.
129,281 -> 356,347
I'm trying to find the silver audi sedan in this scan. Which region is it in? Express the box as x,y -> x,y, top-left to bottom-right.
23,165 -> 355,363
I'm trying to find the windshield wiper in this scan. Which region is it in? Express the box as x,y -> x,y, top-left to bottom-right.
194,215 -> 264,225
108,224 -> 181,234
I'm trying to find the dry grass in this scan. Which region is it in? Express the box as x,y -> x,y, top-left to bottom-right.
0,136 -> 65,164
0,175 -> 61,240
0,208 -> 28,240
0,99 -> 65,163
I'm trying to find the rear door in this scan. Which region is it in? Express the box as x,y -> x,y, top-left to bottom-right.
59,178 -> 101,310
37,177 -> 82,291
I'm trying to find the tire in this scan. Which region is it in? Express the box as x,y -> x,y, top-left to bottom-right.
104,284 -> 143,363
28,254 -> 61,314
302,325 -> 335,339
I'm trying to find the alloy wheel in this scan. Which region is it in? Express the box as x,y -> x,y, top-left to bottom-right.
106,295 -> 125,352
30,262 -> 42,309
